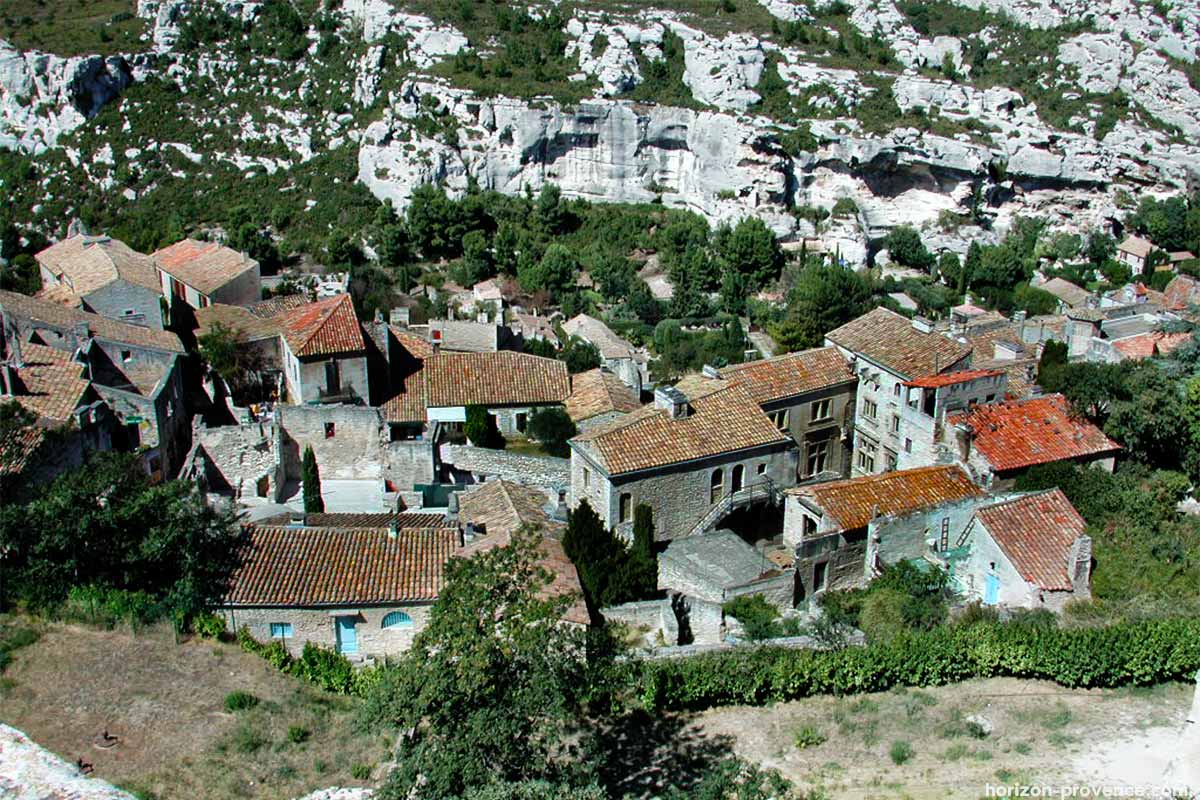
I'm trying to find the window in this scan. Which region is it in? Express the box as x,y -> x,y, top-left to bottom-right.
893,383 -> 902,397
270,622 -> 293,639
904,438 -> 913,454
619,492 -> 632,523
710,469 -> 724,504
121,350 -> 132,363
803,515 -> 818,537
810,398 -> 832,422
884,450 -> 897,472
324,360 -> 341,394
732,464 -> 745,491
324,422 -> 336,438
123,308 -> 135,316
857,438 -> 877,472
862,399 -> 878,420
985,394 -> 996,402
890,414 -> 901,434
769,409 -> 789,431
756,463 -> 766,475
813,561 -> 828,592
381,611 -> 413,628
805,438 -> 831,477
583,467 -> 590,489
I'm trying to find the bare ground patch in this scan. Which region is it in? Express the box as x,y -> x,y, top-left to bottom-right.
0,619 -> 387,800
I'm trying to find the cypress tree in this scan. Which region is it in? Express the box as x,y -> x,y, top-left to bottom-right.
301,445 -> 324,513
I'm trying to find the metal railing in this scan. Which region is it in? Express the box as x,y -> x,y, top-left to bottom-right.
686,476 -> 779,538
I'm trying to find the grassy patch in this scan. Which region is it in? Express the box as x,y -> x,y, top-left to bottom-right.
0,0 -> 147,56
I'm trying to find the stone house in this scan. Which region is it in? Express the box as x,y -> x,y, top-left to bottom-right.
825,307 -> 972,477
783,465 -> 984,599
154,239 -> 261,310
274,295 -> 371,405
222,520 -> 461,658
659,529 -> 796,612
894,368 -> 1008,472
561,313 -> 645,395
569,383 -> 796,541
944,394 -> 1120,490
691,347 -> 858,481
34,234 -> 164,329
1038,277 -> 1094,313
1116,235 -> 1153,274
565,367 -> 641,433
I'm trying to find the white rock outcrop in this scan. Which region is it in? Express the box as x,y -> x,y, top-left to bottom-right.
340,0 -> 468,67
0,724 -> 135,800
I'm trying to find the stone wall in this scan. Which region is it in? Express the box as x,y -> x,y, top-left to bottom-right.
723,570 -> 796,610
210,263 -> 262,307
441,443 -> 570,490
223,603 -> 432,659
192,419 -> 282,499
795,529 -> 869,601
771,382 -> 856,479
84,280 -> 163,330
278,404 -> 387,481
866,495 -> 987,576
383,440 -> 436,492
288,353 -> 370,405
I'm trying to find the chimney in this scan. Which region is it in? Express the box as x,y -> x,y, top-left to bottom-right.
654,386 -> 690,419
390,307 -> 411,328
701,363 -> 721,379
73,322 -> 91,347
911,316 -> 933,334
446,490 -> 459,523
289,510 -> 306,527
1012,310 -> 1027,324
387,519 -> 399,539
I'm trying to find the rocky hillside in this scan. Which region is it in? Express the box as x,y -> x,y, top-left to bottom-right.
2,0 -> 1200,264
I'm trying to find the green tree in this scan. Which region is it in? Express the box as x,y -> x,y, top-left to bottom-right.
360,530 -> 602,800
936,251 -> 963,291
560,500 -> 650,606
769,263 -> 872,352
1184,375 -> 1200,481
668,264 -> 710,319
625,278 -> 664,325
1085,232 -> 1116,267
460,230 -> 494,285
535,183 -> 567,235
718,217 -> 783,291
627,504 -> 658,599
524,244 -> 578,298
883,226 -> 934,270
0,453 -> 241,619
526,407 -> 577,458
465,405 -> 504,449
407,184 -> 463,260
302,445 -> 324,513
1012,284 -> 1058,317
561,336 -> 602,374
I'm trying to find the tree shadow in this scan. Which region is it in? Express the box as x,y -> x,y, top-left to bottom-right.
595,707 -> 737,798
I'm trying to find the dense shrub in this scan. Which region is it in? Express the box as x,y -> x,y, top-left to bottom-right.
638,618 -> 1200,712
237,626 -> 375,696
224,690 -> 260,712
722,595 -> 782,641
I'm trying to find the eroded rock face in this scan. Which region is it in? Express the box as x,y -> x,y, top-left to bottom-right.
0,40 -> 136,153
0,724 -> 135,800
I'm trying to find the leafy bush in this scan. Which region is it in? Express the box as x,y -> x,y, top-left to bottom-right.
858,588 -> 909,643
193,613 -> 227,639
231,721 -> 267,754
638,617 -> 1200,712
890,740 -> 914,765
224,691 -> 260,712
287,725 -> 311,744
351,763 -> 373,780
723,595 -> 782,641
61,586 -> 162,629
794,725 -> 827,749
465,405 -> 505,449
526,407 -> 577,458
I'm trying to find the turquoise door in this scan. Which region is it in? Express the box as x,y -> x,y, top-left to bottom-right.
984,574 -> 1000,605
335,616 -> 358,655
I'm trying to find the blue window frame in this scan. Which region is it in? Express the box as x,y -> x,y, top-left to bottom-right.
270,622 -> 293,638
381,611 -> 413,629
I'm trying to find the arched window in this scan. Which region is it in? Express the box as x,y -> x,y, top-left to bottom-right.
710,469 -> 724,504
381,611 -> 413,629
732,464 -> 745,492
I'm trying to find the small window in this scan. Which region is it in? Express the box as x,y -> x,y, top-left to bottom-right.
121,350 -> 132,363
583,467 -> 590,489
904,438 -> 913,454
770,409 -> 789,430
710,469 -> 724,504
810,398 -> 832,421
270,622 -> 293,639
619,492 -> 632,523
813,561 -> 828,592
985,394 -> 996,402
893,383 -> 902,397
890,414 -> 900,433
756,463 -> 766,475
516,412 -> 528,433
381,611 -> 413,629
884,451 -> 897,472
123,308 -> 135,316
862,399 -> 878,419
324,422 -> 336,438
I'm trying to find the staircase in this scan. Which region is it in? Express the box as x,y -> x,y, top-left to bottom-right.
685,476 -> 780,538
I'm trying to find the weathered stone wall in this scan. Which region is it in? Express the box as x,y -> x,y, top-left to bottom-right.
723,570 -> 796,610
963,521 -> 1037,607
84,280 -> 164,330
866,495 -> 985,575
442,443 -> 570,490
289,353 -> 370,405
795,530 -> 869,601
193,419 -> 281,499
278,404 -> 387,481
210,263 -> 262,307
223,603 -> 432,658
770,382 -> 856,479
383,440 -> 436,492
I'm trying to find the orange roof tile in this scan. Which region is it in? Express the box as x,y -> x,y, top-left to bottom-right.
152,239 -> 258,295
1111,331 -> 1193,360
826,307 -> 972,379
254,512 -> 447,529
0,289 -> 184,353
424,351 -> 570,408
948,394 -> 1120,473
35,235 -> 160,296
274,295 -> 365,358
390,327 -> 434,359
716,346 -> 855,404
573,384 -> 790,476
975,489 -> 1085,590
904,369 -> 1004,389
788,465 -> 983,532
566,368 -> 640,422
1163,275 -> 1200,310
245,294 -> 312,318
226,525 -> 460,606
4,342 -> 94,422
194,303 -> 282,343
0,424 -> 48,477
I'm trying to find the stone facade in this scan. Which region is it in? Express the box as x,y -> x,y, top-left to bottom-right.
75,279 -> 164,330
963,520 -> 1091,612
440,443 -> 570,490
768,383 -> 856,480
222,603 -> 432,658
895,372 -> 1007,472
571,443 -> 797,540
188,418 -> 284,501
278,404 -> 388,481
283,345 -> 370,405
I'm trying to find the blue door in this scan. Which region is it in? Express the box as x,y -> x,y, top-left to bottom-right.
335,616 -> 358,655
984,574 -> 1000,606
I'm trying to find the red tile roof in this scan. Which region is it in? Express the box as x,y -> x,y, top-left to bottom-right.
716,346 -> 856,404
903,369 -> 1004,389
1111,331 -> 1192,360
975,489 -> 1085,590
152,239 -> 257,295
275,294 -> 365,358
1162,275 -> 1200,310
254,512 -> 447,529
566,368 -> 641,422
1117,235 -> 1153,258
788,465 -> 983,532
0,425 -> 48,478
948,394 -> 1120,473
4,342 -> 94,422
226,525 -> 460,606
424,351 -> 570,408
573,384 -> 791,476
35,234 -> 160,296
826,307 -> 972,379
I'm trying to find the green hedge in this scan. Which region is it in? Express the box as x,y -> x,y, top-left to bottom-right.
638,618 -> 1200,712
236,627 -> 381,697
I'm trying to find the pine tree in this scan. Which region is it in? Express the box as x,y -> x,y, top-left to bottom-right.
630,504 -> 658,596
301,445 -> 324,513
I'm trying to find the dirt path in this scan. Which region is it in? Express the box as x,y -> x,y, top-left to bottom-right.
693,677 -> 1197,799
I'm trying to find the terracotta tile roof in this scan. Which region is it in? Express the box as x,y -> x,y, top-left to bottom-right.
1169,250 -> 1196,262
904,369 -> 1004,389
787,465 -> 983,532
254,512 -> 447,529
382,369 -> 427,423
3,342 -> 94,422
1111,331 -> 1193,360
826,307 -> 972,379
226,525 -> 460,606
573,384 -> 790,476
194,303 -> 281,343
961,321 -> 1024,359
424,351 -> 570,408
716,346 -> 855,404
35,235 -> 160,297
1039,278 -> 1092,308
1117,235 -> 1153,258
152,239 -> 258,296
566,368 -> 640,422
457,480 -> 588,625
975,489 -> 1084,591
275,295 -> 365,358
562,314 -> 637,359
1163,275 -> 1200,310
390,327 -> 434,359
0,289 -> 184,353
0,424 -> 48,477
245,294 -> 311,318
948,394 -> 1121,473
